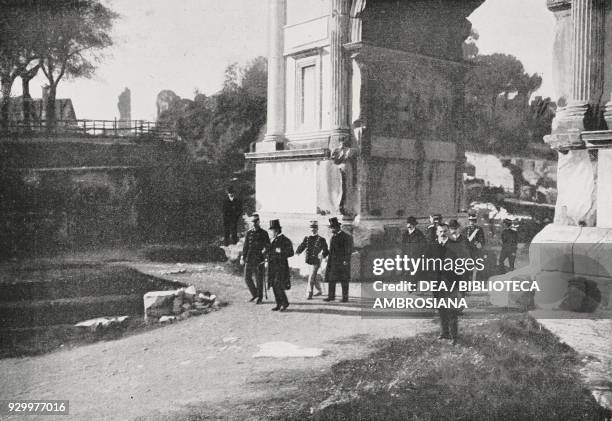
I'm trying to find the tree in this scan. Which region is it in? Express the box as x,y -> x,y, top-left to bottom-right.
464,53 -> 545,155
35,0 -> 118,130
0,2 -> 40,129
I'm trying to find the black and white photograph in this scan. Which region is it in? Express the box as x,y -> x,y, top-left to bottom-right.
0,0 -> 611,420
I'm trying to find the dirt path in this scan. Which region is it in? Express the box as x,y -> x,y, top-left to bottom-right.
0,262 -> 436,420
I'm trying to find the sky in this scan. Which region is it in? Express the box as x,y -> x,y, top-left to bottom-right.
19,0 -> 556,121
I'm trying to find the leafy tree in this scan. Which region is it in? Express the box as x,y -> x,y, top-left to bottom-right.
0,2 -> 39,128
34,0 -> 118,130
464,53 -> 548,155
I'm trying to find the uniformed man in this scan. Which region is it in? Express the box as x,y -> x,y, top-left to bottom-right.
241,214 -> 269,304
426,223 -> 461,345
324,217 -> 353,302
465,213 -> 486,282
267,219 -> 294,311
448,219 -> 468,245
464,213 -> 486,256
426,213 -> 443,244
498,218 -> 518,272
222,186 -> 242,246
296,220 -> 329,300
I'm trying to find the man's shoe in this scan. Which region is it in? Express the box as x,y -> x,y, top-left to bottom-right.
271,306 -> 280,311
323,297 -> 335,302
280,304 -> 289,311
249,296 -> 257,302
438,335 -> 450,340
314,291 -> 322,297
307,292 -> 313,300
255,299 -> 263,304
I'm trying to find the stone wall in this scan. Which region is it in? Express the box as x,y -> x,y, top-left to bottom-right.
0,136 -> 205,258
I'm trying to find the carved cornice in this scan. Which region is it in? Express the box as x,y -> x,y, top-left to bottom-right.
547,0 -> 571,12
245,148 -> 330,162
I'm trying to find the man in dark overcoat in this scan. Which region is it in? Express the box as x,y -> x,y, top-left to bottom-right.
324,217 -> 353,302
464,213 -> 486,282
267,219 -> 294,311
222,186 -> 243,245
402,216 -> 426,257
241,214 -> 269,304
498,218 -> 518,272
426,213 -> 443,244
426,223 -> 462,345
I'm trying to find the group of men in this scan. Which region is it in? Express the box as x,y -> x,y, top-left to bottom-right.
402,212 -> 520,344
241,214 -> 353,312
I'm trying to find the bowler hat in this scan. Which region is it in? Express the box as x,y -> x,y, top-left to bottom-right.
448,219 -> 460,229
269,219 -> 281,230
309,220 -> 318,228
406,216 -> 418,226
250,213 -> 260,221
468,213 -> 477,220
328,217 -> 341,228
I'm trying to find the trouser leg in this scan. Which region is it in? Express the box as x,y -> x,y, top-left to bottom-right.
255,265 -> 264,300
449,312 -> 458,340
328,281 -> 336,299
439,308 -> 450,338
223,222 -> 231,246
244,265 -> 257,298
230,221 -> 238,244
341,281 -> 349,300
307,264 -> 321,293
508,252 -> 516,271
272,282 -> 288,307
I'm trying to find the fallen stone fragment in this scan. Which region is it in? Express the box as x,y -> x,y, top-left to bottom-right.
143,290 -> 176,320
159,315 -> 177,324
74,316 -> 129,332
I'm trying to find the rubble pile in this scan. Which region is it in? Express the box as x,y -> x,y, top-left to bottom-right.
143,286 -> 218,323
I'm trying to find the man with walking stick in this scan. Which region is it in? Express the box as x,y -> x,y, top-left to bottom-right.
241,214 -> 269,304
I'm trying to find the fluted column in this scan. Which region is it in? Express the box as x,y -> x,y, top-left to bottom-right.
551,0 -> 604,136
263,0 -> 286,147
329,0 -> 351,146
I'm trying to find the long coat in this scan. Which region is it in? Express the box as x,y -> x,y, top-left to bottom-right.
242,227 -> 270,265
222,196 -> 242,225
401,228 -> 426,257
325,230 -> 353,282
268,234 -> 294,289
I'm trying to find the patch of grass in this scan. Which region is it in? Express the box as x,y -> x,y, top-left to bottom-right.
155,314 -> 606,421
143,245 -> 227,263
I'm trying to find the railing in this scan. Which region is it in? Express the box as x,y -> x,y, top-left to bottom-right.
1,119 -> 180,141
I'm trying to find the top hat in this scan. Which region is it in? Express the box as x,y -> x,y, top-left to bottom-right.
468,213 -> 477,220
406,216 -> 418,226
328,217 -> 341,228
269,219 -> 281,230
448,219 -> 460,229
250,213 -> 260,221
309,220 -> 318,228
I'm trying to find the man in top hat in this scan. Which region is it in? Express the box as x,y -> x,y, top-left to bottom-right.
267,219 -> 294,311
426,223 -> 462,345
324,217 -> 353,302
241,214 -> 269,304
222,186 -> 243,246
498,218 -> 518,272
402,216 -> 426,255
296,220 -> 329,300
426,214 -> 443,244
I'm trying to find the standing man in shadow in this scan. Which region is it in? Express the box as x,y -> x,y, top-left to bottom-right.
324,217 -> 353,303
222,186 -> 242,246
267,219 -> 294,312
241,214 -> 269,304
426,223 -> 461,345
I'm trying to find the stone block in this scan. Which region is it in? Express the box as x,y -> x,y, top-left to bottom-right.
75,316 -> 129,332
143,290 -> 176,320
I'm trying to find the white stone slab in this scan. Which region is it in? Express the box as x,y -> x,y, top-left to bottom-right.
253,341 -> 323,358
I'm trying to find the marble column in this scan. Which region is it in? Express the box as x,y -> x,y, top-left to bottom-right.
329,0 -> 351,147
552,0 -> 604,134
263,0 -> 286,148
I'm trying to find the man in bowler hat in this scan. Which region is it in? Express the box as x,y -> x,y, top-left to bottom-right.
267,219 -> 294,311
402,216 -> 426,256
241,214 -> 269,304
324,217 -> 353,302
